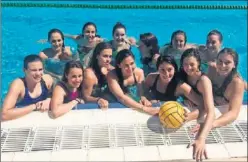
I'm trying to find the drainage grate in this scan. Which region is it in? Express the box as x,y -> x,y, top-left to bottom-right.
115,124 -> 138,147
216,124 -> 244,143
235,121 -> 247,141
89,124 -> 110,148
1,128 -> 31,152
60,126 -> 84,150
186,124 -> 220,144
140,124 -> 166,146
1,120 -> 247,153
29,127 -> 59,151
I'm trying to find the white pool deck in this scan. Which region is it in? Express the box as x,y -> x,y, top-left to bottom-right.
1,105 -> 247,162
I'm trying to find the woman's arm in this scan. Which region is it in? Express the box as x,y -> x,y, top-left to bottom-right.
176,82 -> 203,106
107,70 -> 158,115
64,34 -> 80,40
82,69 -> 99,102
50,85 -> 79,118
1,79 -> 37,121
136,69 -> 152,106
213,78 -> 244,128
196,76 -> 215,138
39,51 -> 49,60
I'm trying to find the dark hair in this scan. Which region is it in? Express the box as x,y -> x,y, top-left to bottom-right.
170,30 -> 187,46
24,54 -> 43,69
89,42 -> 113,87
207,29 -> 223,43
156,55 -> 179,91
217,48 -> 239,87
179,48 -> 202,82
140,33 -> 160,58
112,22 -> 126,36
115,49 -> 135,92
48,28 -> 65,49
156,55 -> 178,72
82,22 -> 97,33
62,60 -> 84,83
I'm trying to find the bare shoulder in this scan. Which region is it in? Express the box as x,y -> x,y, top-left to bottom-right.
135,68 -> 144,75
146,73 -> 159,86
42,74 -> 54,88
232,76 -> 244,86
200,75 -> 211,84
107,69 -> 118,79
11,78 -> 25,89
84,68 -> 97,80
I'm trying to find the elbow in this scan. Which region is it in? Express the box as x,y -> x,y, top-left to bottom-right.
1,111 -> 12,121
50,107 -> 61,119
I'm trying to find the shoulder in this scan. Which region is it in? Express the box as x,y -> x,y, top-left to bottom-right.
41,48 -> 51,53
199,74 -> 211,84
146,73 -> 158,84
135,68 -> 144,75
84,68 -> 97,80
107,69 -> 118,79
42,74 -> 54,89
64,46 -> 71,52
11,78 -> 25,89
232,76 -> 244,86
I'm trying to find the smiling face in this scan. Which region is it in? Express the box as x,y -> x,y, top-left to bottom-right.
172,34 -> 185,50
49,32 -> 63,52
66,67 -> 83,88
24,61 -> 44,83
158,62 -> 175,84
206,34 -> 222,52
83,25 -> 96,43
118,55 -> 136,77
216,53 -> 235,76
97,48 -> 113,68
113,28 -> 126,46
182,56 -> 200,77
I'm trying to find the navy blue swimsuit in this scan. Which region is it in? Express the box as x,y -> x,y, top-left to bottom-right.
16,78 -> 49,107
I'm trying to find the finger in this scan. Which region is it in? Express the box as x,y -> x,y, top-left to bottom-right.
193,145 -> 196,160
204,149 -> 208,159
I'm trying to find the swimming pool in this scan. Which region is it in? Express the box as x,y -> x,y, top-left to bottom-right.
1,1 -> 247,105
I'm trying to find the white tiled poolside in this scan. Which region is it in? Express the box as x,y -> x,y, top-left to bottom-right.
1,105 -> 247,161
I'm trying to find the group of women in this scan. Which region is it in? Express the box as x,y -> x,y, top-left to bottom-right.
2,21 -> 247,162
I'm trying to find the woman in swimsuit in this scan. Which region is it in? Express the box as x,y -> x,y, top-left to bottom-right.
39,28 -> 72,60
137,32 -> 160,76
109,22 -> 137,65
82,42 -> 115,109
2,55 -> 53,121
107,49 -> 158,115
159,30 -> 196,64
208,48 -> 245,127
179,48 -> 215,162
39,29 -> 73,80
64,22 -> 103,68
51,60 -> 84,118
144,55 -> 203,108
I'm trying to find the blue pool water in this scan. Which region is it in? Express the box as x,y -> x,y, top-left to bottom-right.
1,1 -> 247,105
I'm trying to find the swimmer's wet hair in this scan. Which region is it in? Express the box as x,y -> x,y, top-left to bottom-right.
48,28 -> 65,49
24,54 -> 43,69
170,30 -> 187,46
112,22 -> 126,36
207,29 -> 223,43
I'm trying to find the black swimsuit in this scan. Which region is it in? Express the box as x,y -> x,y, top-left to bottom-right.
150,75 -> 178,101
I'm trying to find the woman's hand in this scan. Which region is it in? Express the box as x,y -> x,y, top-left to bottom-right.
143,106 -> 159,115
37,39 -> 47,44
140,96 -> 152,107
97,98 -> 109,109
187,137 -> 208,162
76,98 -> 85,104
